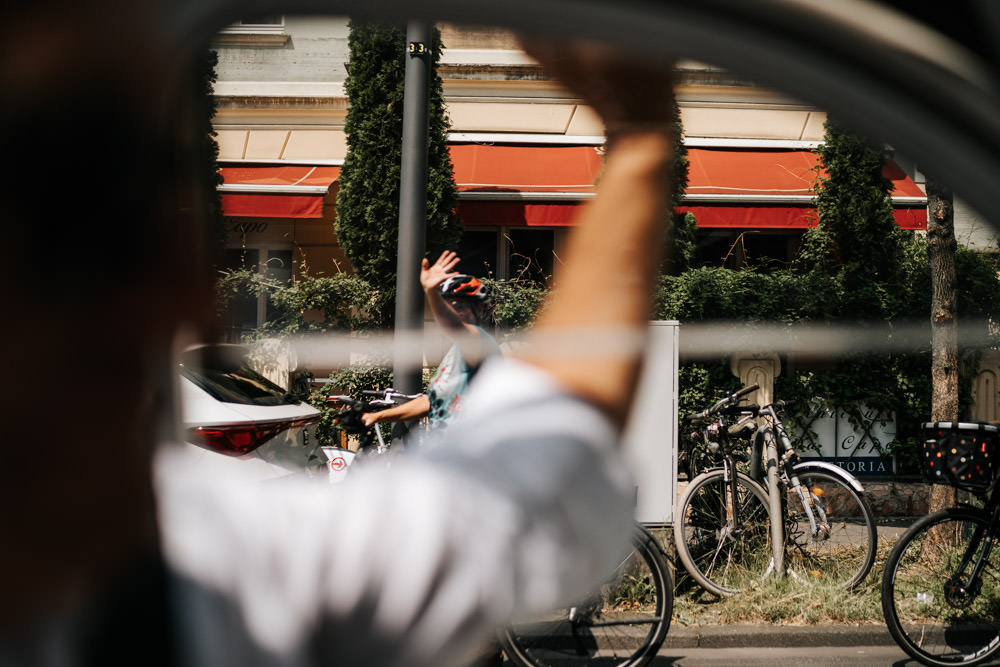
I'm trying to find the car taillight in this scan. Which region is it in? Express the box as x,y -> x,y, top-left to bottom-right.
186,423 -> 289,456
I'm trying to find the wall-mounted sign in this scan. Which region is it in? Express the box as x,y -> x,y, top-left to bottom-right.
791,403 -> 896,476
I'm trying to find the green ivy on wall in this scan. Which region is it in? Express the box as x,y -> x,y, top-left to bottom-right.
215,265 -> 378,337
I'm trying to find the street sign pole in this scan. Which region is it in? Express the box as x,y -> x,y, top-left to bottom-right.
393,21 -> 431,399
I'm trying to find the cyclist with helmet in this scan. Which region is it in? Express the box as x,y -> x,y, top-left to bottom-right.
362,249 -> 500,430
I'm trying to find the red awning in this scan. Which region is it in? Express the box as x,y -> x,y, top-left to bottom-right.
677,148 -> 926,230
451,143 -> 602,195
681,147 -> 925,199
452,144 -> 596,226
451,145 -> 927,230
218,165 -> 341,219
456,200 -> 582,227
673,205 -> 926,230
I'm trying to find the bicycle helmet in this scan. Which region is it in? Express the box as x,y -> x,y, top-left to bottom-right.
439,274 -> 487,302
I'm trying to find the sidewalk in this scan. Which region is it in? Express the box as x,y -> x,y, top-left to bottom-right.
664,623 -> 894,649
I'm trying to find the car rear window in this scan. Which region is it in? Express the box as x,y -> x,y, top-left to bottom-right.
181,346 -> 300,407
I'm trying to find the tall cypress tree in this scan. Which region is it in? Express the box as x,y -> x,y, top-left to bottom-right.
669,96 -> 695,274
794,118 -> 912,323
799,118 -> 906,282
200,50 -> 225,256
336,22 -> 461,325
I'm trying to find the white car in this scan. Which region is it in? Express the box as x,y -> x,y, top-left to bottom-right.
178,344 -> 325,480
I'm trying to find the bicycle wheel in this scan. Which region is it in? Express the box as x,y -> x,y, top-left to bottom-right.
500,525 -> 672,667
674,468 -> 772,596
783,464 -> 877,589
882,507 -> 1000,666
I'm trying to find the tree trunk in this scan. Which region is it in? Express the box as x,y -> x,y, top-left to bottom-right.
926,179 -> 959,513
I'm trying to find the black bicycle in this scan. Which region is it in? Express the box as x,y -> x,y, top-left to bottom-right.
500,524 -> 673,667
328,388 -> 420,456
675,385 -> 877,596
674,384 -> 774,596
751,399 -> 877,591
881,421 -> 1000,666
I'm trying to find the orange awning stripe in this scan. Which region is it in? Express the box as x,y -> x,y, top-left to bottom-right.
450,144 -> 603,193
450,144 -> 925,229
684,147 -> 926,199
218,165 -> 340,219
215,149 -> 926,228
219,193 -> 326,219
675,205 -> 926,230
457,200 -> 582,227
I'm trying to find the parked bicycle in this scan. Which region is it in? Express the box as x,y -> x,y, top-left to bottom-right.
881,420 -> 1000,667
321,388 -> 422,479
753,397 -> 877,589
674,385 -> 877,596
331,387 -> 674,667
500,523 -> 673,667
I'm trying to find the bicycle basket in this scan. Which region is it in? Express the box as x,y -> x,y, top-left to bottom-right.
922,421 -> 1000,492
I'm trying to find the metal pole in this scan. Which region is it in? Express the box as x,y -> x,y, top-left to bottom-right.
393,21 -> 431,397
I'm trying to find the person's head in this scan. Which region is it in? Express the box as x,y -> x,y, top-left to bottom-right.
439,274 -> 489,326
0,0 -> 216,629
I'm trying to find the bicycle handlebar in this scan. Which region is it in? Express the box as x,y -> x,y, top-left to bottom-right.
331,389 -> 423,450
687,383 -> 760,422
759,399 -> 794,413
361,388 -> 423,403
721,403 -> 760,417
731,383 -> 760,401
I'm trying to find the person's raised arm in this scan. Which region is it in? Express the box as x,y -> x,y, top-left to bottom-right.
421,249 -> 493,368
421,250 -> 479,337
514,40 -> 676,428
360,395 -> 430,427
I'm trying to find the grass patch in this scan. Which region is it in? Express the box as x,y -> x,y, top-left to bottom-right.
671,534 -> 897,627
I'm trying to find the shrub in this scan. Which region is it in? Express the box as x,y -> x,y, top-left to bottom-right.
215,264 -> 378,338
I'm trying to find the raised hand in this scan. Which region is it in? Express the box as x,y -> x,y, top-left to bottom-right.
420,250 -> 461,292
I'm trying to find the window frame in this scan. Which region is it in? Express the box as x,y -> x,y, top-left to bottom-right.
214,16 -> 289,46
220,243 -> 296,342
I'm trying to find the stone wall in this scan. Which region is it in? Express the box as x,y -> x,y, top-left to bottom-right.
861,481 -> 929,517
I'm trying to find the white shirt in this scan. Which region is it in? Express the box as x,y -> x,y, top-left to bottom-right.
155,358 -> 634,667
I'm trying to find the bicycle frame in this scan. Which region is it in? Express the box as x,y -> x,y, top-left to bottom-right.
716,422 -> 751,546
946,480 -> 1000,597
685,386 -> 761,545
755,401 -> 871,579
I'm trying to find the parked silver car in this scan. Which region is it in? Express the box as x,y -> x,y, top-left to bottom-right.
179,344 -> 324,480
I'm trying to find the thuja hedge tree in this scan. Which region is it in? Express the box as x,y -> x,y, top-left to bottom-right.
669,97 -> 697,274
193,48 -> 224,253
336,22 -> 462,325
